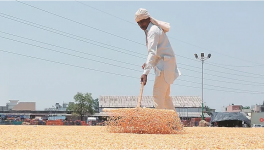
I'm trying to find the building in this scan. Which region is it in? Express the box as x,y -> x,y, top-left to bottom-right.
0,101 -> 76,121
7,100 -> 19,110
12,102 -> 36,111
44,102 -> 69,111
251,112 -> 264,126
251,102 -> 264,113
250,102 -> 264,126
225,104 -> 253,120
94,96 -> 210,119
0,100 -> 35,111
43,102 -> 73,120
226,104 -> 242,112
0,110 -> 72,120
0,106 -> 8,111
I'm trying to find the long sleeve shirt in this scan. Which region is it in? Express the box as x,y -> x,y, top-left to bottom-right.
143,22 -> 176,76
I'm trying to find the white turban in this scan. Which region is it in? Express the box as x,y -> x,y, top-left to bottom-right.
135,8 -> 170,33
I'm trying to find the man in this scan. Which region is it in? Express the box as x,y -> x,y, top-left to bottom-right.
135,8 -> 181,111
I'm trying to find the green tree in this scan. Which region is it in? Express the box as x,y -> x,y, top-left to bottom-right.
67,102 -> 75,112
242,106 -> 250,109
204,106 -> 213,116
67,92 -> 96,121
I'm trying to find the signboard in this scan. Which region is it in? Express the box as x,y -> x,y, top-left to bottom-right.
251,112 -> 264,125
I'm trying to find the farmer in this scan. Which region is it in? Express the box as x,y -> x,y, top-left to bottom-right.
135,8 -> 181,111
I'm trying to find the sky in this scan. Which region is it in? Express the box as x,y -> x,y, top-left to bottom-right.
0,1 -> 264,111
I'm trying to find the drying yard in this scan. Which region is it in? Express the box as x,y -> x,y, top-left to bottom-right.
0,126 -> 264,149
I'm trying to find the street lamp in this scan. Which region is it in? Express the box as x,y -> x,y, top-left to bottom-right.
194,53 -> 211,120
52,106 -> 55,120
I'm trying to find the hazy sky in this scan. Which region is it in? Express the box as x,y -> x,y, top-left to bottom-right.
0,1 -> 264,111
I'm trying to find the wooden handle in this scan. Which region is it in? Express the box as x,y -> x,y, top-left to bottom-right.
137,83 -> 144,108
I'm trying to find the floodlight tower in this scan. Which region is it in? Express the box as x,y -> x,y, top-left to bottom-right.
194,53 -> 211,120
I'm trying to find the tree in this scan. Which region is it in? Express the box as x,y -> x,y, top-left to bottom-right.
242,106 -> 250,109
67,102 -> 75,112
204,106 -> 213,116
67,92 -> 96,121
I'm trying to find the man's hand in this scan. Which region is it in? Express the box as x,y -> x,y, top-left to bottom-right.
141,74 -> 147,85
142,63 -> 146,70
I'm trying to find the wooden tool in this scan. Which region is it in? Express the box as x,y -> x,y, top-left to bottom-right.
103,83 -> 144,112
137,82 -> 144,108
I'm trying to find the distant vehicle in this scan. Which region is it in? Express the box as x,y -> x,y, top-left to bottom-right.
252,124 -> 263,128
87,117 -> 97,125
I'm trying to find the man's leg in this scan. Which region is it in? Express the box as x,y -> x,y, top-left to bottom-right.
164,85 -> 176,111
153,71 -> 169,109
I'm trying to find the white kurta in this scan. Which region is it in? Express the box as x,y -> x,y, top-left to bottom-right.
143,22 -> 180,110
143,22 -> 181,84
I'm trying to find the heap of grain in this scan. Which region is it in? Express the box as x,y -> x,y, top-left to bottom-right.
199,120 -> 210,127
104,107 -> 184,134
22,122 -> 30,125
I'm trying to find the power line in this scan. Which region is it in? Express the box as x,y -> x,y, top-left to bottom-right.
0,13 -> 145,59
183,74 -> 264,87
206,62 -> 264,77
15,0 -> 264,73
169,36 -> 264,66
0,12 -> 199,65
2,34 -> 264,93
74,1 -> 264,66
1,12 -> 264,85
3,11 -> 264,79
0,49 -> 140,79
0,13 -> 200,65
0,13 -> 195,64
179,78 -> 264,93
0,31 -> 140,68
2,28 -> 264,86
22,0 -> 264,71
73,2 -> 264,75
0,36 -> 142,73
1,2 -> 262,96
178,62 -> 264,79
1,48 -> 263,94
205,62 -> 264,68
16,0 -> 145,46
0,49 -> 202,90
181,68 -> 264,85
75,0 -> 136,25
1,15 -> 263,85
3,30 -> 264,87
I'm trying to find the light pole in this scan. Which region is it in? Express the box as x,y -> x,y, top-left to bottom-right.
52,106 -> 55,120
194,53 -> 211,120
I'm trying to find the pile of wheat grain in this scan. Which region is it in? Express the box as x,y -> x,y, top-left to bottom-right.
104,107 -> 184,134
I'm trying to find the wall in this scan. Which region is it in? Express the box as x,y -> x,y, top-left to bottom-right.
7,100 -> 19,110
0,106 -> 8,111
251,112 -> 264,126
227,105 -> 241,112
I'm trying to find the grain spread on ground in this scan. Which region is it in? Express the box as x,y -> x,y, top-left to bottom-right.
1,126 -> 264,149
